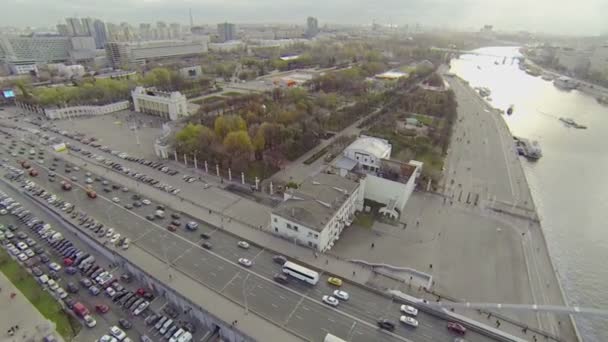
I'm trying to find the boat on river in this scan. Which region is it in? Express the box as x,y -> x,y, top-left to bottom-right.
507,105 -> 514,115
559,117 -> 587,129
514,136 -> 542,160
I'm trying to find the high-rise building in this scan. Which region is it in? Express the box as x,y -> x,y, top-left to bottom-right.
306,17 -> 319,38
81,17 -> 95,36
93,20 -> 108,49
217,22 -> 236,42
170,23 -> 181,39
139,23 -> 152,40
56,24 -> 71,36
66,17 -> 87,36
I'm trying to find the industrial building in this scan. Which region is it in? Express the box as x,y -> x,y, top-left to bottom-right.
0,34 -> 72,73
132,86 -> 189,121
105,39 -> 208,68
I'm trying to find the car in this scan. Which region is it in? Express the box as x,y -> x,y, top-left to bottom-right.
67,282 -> 79,293
64,297 -> 77,309
133,300 -> 150,315
273,273 -> 289,284
238,258 -> 253,267
47,279 -> 59,291
31,266 -> 43,277
400,304 -> 418,316
105,286 -> 117,296
48,262 -> 61,272
145,215 -> 155,221
170,213 -> 180,220
119,318 -> 133,330
145,314 -> 159,326
56,288 -> 68,299
132,201 -> 141,207
24,249 -> 35,257
110,233 -> 121,244
199,232 -> 210,239
237,241 -> 250,249
400,315 -> 419,327
89,285 -> 101,296
141,199 -> 151,205
272,255 -> 287,265
96,304 -> 110,313
66,266 -> 78,275
80,277 -> 93,287
201,242 -> 212,250
167,225 -> 177,232
377,319 -> 396,331
322,295 -> 339,307
333,290 -> 349,301
40,254 -> 50,263
447,322 -> 467,335
83,315 -> 96,328
185,221 -> 198,230
327,277 -> 343,286
17,253 -> 28,261
124,204 -> 133,210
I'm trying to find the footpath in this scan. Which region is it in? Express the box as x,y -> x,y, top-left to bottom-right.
0,271 -> 64,342
54,147 -> 553,342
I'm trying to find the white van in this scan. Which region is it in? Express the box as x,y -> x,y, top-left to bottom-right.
159,319 -> 173,334
168,328 -> 184,342
177,332 -> 192,342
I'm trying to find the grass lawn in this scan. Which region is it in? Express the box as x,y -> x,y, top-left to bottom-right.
0,250 -> 80,340
413,114 -> 435,126
353,213 -> 375,229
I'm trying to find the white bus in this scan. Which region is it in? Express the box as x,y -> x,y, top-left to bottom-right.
324,333 -> 347,342
282,261 -> 319,285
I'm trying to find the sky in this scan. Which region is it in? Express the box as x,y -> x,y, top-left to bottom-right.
1,0 -> 607,36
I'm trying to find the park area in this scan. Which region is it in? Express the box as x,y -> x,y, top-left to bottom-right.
0,250 -> 80,341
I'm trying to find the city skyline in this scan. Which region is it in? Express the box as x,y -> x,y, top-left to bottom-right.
0,0 -> 606,36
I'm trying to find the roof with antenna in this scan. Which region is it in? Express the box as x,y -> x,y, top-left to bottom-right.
272,173 -> 360,232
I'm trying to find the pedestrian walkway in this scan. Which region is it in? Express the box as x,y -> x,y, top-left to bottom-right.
0,272 -> 63,342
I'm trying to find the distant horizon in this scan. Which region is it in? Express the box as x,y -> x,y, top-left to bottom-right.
1,0 -> 606,36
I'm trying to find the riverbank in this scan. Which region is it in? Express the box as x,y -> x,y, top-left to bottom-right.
522,56 -> 608,102
445,74 -> 579,341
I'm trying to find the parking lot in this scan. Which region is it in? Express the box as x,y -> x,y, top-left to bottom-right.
0,166 -> 205,341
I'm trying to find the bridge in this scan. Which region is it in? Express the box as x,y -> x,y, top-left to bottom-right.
431,47 -> 523,61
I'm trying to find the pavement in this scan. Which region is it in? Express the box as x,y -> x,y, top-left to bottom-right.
439,76 -> 578,341
0,271 -> 63,342
0,138 -> 500,342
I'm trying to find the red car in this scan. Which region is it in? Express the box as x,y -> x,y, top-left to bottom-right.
63,258 -> 74,266
95,304 -> 109,314
447,322 -> 467,335
167,225 -> 177,232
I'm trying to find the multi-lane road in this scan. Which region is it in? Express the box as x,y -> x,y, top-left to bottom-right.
0,125 -> 499,341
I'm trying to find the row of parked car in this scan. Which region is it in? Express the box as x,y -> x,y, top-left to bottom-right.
34,124 -> 183,195
1,162 -> 160,342
143,305 -> 195,342
0,188 -> 99,329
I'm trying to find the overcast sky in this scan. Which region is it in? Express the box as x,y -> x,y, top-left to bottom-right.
2,0 -> 606,35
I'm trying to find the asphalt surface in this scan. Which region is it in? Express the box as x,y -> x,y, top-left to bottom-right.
0,135 -> 497,341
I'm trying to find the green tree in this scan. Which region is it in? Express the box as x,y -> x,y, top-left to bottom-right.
224,131 -> 253,157
175,123 -> 204,154
252,128 -> 266,160
214,114 -> 247,138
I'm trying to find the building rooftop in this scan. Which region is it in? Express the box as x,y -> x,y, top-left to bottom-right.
377,159 -> 417,184
333,156 -> 358,171
345,135 -> 392,159
273,173 -> 360,232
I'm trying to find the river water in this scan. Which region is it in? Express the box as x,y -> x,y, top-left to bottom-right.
449,46 -> 608,342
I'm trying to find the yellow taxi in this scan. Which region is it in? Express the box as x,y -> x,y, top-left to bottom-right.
327,277 -> 343,286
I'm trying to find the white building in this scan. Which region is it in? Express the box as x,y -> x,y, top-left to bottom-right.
271,174 -> 363,252
132,86 -> 189,121
44,101 -> 130,120
343,135 -> 392,172
208,41 -> 244,52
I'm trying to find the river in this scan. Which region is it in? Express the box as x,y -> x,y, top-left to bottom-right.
449,46 -> 608,342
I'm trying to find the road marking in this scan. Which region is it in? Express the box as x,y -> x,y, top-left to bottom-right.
271,303 -> 278,309
295,315 -> 303,320
279,295 -> 286,300
15,136 -> 417,342
284,295 -> 306,324
220,271 -> 242,293
251,248 -> 265,261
